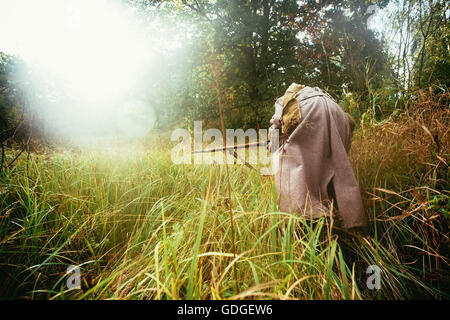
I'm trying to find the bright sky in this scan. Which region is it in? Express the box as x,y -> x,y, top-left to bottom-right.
0,0 -> 162,139
0,0 -> 395,140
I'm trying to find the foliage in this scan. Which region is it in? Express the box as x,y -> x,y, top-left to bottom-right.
0,53 -> 23,134
0,89 -> 448,299
176,0 -> 392,129
386,0 -> 449,91
0,0 -> 449,301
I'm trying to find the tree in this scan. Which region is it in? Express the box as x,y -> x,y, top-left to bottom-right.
411,0 -> 449,88
177,0 -> 392,128
0,53 -> 27,139
386,0 -> 449,91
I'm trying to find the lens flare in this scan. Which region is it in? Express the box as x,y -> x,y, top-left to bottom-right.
0,0 -> 169,140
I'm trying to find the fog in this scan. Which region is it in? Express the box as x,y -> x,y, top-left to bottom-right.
0,0 -> 180,141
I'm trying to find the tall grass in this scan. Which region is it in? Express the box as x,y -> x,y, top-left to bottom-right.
0,89 -> 448,300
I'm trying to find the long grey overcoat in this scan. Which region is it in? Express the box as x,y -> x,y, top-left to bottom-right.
268,86 -> 367,229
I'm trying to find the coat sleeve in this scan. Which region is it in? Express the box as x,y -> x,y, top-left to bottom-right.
267,97 -> 284,153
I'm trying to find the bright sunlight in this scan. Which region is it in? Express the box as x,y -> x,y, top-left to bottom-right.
0,0 -> 171,139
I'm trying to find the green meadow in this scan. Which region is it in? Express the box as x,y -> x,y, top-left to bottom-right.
1,90 -> 448,299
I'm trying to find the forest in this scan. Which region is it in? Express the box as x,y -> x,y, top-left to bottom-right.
0,0 -> 448,300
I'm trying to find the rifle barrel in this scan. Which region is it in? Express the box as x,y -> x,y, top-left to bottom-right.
192,141 -> 268,154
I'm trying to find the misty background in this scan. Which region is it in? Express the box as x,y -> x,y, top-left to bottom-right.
0,0 -> 448,144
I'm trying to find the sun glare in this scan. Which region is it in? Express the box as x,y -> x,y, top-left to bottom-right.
0,0 -> 165,139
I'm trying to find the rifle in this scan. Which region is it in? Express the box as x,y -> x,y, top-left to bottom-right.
192,141 -> 269,170
192,141 -> 268,154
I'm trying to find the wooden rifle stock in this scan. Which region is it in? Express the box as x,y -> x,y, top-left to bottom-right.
192,141 -> 268,154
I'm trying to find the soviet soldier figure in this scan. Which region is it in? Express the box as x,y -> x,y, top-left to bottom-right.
267,83 -> 367,230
